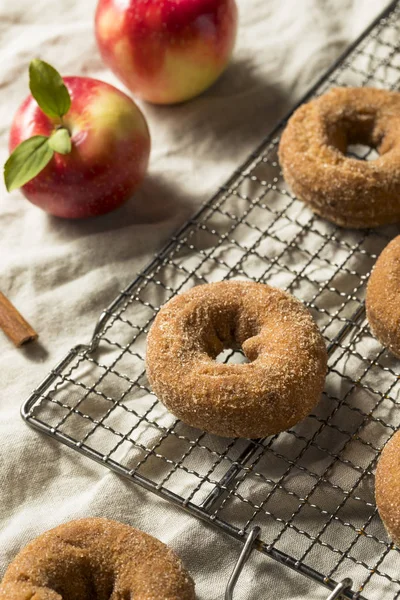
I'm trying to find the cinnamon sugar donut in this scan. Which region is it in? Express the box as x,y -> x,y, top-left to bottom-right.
146,281 -> 327,438
366,235 -> 400,358
0,518 -> 195,600
376,430 -> 400,546
279,87 -> 400,228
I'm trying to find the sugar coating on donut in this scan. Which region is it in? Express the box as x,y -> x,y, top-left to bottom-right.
0,518 -> 195,600
279,87 -> 400,229
366,235 -> 400,358
146,281 -> 327,439
376,431 -> 400,547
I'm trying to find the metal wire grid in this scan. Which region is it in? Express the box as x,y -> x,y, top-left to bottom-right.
22,2 -> 400,599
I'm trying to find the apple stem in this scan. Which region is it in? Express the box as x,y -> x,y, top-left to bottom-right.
55,120 -> 71,136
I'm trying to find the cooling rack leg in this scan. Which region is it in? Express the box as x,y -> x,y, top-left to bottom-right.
325,578 -> 353,600
224,527 -> 260,600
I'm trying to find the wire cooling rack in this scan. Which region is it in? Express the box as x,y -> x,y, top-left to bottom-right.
22,2 -> 400,598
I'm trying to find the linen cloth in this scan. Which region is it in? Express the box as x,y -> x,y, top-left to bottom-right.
0,1 -> 392,598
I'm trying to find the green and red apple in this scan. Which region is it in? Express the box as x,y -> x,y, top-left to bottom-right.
5,60 -> 150,219
95,0 -> 238,104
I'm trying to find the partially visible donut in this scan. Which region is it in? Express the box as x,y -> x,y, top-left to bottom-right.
0,518 -> 195,600
279,87 -> 400,228
146,281 -> 327,439
376,430 -> 400,547
366,235 -> 400,358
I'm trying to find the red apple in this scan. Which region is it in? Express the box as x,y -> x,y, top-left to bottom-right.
95,0 -> 238,105
9,77 -> 151,218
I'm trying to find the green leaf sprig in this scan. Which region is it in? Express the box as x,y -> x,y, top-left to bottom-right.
4,59 -> 72,192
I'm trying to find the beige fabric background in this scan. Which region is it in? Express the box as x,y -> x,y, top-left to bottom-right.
0,1 -> 391,598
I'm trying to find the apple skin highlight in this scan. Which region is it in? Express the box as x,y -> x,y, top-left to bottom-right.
9,77 -> 151,219
95,0 -> 238,104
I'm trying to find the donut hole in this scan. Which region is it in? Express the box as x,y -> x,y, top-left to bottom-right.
346,143 -> 379,161
215,348 -> 250,365
208,309 -> 262,365
24,551 -> 116,600
327,112 -> 382,161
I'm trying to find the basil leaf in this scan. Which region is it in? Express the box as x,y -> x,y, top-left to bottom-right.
4,136 -> 54,192
49,128 -> 72,155
29,59 -> 71,119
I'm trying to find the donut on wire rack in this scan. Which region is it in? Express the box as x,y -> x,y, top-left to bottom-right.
376,430 -> 400,547
279,87 -> 400,229
146,280 -> 327,439
366,235 -> 400,358
0,518 -> 195,600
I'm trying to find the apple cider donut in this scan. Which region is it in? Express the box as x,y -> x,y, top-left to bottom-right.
376,430 -> 400,546
0,518 -> 195,600
279,87 -> 400,228
366,235 -> 400,358
146,281 -> 327,438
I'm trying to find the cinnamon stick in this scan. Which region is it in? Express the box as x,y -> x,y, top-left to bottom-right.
0,292 -> 38,347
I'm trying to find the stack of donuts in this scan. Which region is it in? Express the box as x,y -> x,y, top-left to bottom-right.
2,87 -> 400,595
